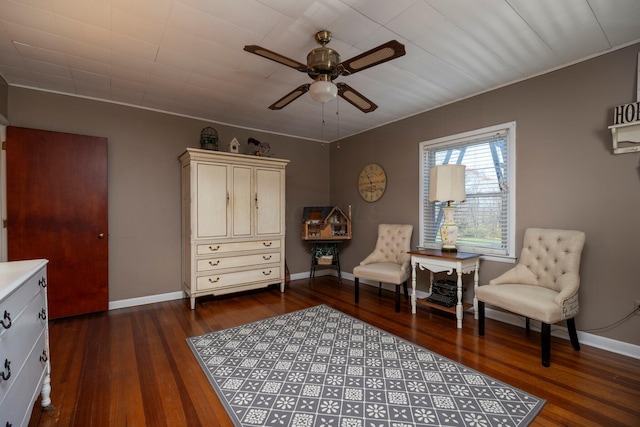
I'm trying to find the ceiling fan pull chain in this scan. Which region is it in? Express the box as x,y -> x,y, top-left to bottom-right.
321,103 -> 325,147
337,99 -> 341,149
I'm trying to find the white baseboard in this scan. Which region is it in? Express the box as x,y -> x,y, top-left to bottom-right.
108,270 -> 336,310
481,307 -> 640,360
343,272 -> 640,360
108,271 -> 640,360
291,271 -> 313,281
109,291 -> 184,310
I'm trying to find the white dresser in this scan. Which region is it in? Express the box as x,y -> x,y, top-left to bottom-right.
0,259 -> 51,427
180,149 -> 289,309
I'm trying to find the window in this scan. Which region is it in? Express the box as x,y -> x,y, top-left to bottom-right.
419,122 -> 516,260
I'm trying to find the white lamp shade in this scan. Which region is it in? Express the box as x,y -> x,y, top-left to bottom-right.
309,79 -> 338,103
429,164 -> 466,202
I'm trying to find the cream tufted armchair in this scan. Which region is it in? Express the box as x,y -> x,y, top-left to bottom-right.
353,224 -> 413,312
477,228 -> 586,367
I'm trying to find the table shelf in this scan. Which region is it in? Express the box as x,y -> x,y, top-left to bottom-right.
416,298 -> 472,315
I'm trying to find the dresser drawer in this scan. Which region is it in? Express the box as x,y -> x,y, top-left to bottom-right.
0,290 -> 47,401
0,273 -> 43,341
0,331 -> 47,427
196,252 -> 281,272
196,267 -> 281,291
196,239 -> 281,255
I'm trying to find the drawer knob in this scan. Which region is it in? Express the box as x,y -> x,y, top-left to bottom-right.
208,245 -> 220,251
0,359 -> 10,381
263,242 -> 273,247
263,270 -> 272,276
263,255 -> 272,260
208,277 -> 220,283
39,277 -> 47,288
0,311 -> 11,329
40,349 -> 48,363
208,260 -> 220,266
38,308 -> 47,321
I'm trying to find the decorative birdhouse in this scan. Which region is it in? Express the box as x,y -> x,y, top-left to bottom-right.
229,137 -> 240,153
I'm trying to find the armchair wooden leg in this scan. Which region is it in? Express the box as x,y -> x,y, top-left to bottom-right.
403,281 -> 409,299
355,277 -> 359,304
567,318 -> 580,351
395,285 -> 401,312
379,282 -> 382,296
541,322 -> 551,367
526,317 -> 530,333
478,301 -> 485,336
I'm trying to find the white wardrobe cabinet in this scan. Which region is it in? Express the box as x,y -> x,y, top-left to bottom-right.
180,149 -> 289,309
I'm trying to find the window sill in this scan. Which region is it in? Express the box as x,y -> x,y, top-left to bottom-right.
480,254 -> 517,264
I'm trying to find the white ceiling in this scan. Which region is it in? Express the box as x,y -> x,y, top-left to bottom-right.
1,0 -> 639,142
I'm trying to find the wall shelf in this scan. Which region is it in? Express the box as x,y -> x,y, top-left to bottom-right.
609,121 -> 640,154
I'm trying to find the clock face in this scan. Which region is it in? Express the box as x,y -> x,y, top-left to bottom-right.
357,163 -> 387,202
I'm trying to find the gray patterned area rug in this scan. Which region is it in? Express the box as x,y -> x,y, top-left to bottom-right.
187,305 -> 544,426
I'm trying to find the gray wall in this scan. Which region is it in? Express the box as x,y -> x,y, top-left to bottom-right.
331,43 -> 640,346
6,42 -> 639,347
0,76 -> 8,123
6,87 -> 330,301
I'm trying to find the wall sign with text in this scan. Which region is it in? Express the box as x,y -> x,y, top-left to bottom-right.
608,53 -> 640,154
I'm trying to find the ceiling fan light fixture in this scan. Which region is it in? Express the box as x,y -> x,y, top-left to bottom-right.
309,75 -> 338,103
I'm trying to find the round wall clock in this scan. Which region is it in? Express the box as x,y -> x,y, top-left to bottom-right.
357,163 -> 387,202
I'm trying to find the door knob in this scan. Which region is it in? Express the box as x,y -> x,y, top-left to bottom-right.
98,233 -> 105,239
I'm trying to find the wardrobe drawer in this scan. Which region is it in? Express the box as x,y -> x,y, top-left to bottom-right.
196,267 -> 281,291
196,239 -> 281,255
196,252 -> 281,272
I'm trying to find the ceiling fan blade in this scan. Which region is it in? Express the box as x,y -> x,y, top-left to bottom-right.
244,45 -> 307,72
340,40 -> 406,75
336,83 -> 378,113
268,84 -> 311,110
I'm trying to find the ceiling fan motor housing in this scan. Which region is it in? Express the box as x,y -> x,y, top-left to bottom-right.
307,47 -> 340,80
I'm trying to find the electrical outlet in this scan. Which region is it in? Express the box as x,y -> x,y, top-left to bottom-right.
635,300 -> 640,315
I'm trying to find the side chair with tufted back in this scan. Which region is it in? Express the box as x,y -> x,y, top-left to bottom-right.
476,228 -> 586,367
353,224 -> 413,312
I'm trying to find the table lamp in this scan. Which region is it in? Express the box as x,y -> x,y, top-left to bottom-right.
429,164 -> 466,251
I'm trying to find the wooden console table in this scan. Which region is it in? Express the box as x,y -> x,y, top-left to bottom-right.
408,249 -> 481,328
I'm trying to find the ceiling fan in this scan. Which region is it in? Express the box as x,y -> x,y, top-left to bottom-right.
244,31 -> 406,113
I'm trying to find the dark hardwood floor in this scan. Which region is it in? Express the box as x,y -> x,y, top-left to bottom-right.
29,276 -> 640,426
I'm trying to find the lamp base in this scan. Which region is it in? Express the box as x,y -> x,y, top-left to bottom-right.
440,206 -> 459,252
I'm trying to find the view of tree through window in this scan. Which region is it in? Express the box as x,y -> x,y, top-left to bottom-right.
420,122 -> 515,257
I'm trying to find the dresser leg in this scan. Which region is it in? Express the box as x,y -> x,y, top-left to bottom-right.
41,368 -> 53,409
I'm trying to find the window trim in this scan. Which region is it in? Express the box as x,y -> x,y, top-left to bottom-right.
418,121 -> 517,262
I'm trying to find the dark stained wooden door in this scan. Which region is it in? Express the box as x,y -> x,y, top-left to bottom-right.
6,126 -> 108,319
